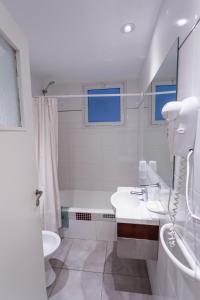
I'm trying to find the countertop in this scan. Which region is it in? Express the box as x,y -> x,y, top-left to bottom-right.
111,187 -> 167,226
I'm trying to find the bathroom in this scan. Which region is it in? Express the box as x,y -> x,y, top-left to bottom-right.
0,0 -> 200,299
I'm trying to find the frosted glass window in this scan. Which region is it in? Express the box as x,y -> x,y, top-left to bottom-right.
0,35 -> 21,128
154,84 -> 176,121
87,88 -> 121,123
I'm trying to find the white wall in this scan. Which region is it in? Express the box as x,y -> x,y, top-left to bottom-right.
141,1 -> 200,299
178,18 -> 200,268
50,80 -> 141,192
31,74 -> 43,96
140,0 -> 200,92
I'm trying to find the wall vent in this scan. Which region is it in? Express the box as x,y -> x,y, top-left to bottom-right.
76,212 -> 92,221
103,214 -> 115,219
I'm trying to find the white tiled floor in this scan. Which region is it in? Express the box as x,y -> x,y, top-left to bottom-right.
48,238 -> 153,300
50,269 -> 102,300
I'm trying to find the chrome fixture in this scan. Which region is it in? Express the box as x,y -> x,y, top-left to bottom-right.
140,182 -> 161,189
130,188 -> 148,201
42,81 -> 55,96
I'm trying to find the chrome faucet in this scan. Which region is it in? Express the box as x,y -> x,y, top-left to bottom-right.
130,188 -> 148,201
130,183 -> 161,202
140,182 -> 161,189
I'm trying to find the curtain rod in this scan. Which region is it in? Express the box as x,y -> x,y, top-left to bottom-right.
34,90 -> 176,99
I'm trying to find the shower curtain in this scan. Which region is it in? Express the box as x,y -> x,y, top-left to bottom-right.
33,97 -> 61,232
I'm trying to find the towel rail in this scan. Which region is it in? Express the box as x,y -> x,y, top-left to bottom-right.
160,223 -> 200,281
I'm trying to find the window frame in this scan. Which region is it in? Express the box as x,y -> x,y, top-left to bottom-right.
83,82 -> 125,127
0,31 -> 25,131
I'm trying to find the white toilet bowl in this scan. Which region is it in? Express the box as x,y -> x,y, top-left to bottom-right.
42,230 -> 61,287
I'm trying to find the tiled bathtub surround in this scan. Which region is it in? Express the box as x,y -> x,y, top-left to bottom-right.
60,189 -> 117,241
61,207 -> 115,222
56,80 -> 141,192
61,219 -> 117,241
60,190 -> 114,210
48,238 -> 152,300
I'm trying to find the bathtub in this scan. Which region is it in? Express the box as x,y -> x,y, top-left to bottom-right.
60,189 -> 117,241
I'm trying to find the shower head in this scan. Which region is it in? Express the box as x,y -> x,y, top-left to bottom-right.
42,81 -> 55,96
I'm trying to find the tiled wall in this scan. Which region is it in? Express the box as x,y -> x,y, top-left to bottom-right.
62,219 -> 117,242
54,80 -> 141,192
141,96 -> 172,186
141,1 -> 200,299
145,165 -> 200,300
178,20 -> 200,267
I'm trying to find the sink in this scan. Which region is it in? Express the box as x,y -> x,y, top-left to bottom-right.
110,188 -> 160,225
110,189 -> 159,261
111,191 -> 140,212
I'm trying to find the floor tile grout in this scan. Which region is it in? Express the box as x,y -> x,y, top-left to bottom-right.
100,241 -> 109,300
53,266 -> 102,273
99,276 -> 104,300
61,237 -> 109,243
52,264 -> 152,280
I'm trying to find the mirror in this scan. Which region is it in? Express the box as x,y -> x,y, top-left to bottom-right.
140,39 -> 179,186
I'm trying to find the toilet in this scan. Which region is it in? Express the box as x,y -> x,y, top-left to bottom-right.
42,230 -> 61,287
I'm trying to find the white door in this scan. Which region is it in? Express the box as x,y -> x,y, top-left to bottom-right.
0,3 -> 47,300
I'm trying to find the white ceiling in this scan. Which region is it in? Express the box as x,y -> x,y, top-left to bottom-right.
2,0 -> 164,84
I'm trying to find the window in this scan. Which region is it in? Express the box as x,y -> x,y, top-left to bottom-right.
0,34 -> 21,128
152,82 -> 177,124
84,84 -> 124,125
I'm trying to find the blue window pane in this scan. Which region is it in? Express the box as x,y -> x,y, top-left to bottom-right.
88,88 -> 121,123
155,85 -> 176,121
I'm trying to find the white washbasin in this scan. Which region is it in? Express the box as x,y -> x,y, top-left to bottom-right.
111,191 -> 140,212
110,188 -> 161,226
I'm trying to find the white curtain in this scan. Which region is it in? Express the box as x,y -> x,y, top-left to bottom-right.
33,97 -> 61,232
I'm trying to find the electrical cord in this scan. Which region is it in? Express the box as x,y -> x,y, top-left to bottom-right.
168,157 -> 186,247
168,150 -> 200,248
186,150 -> 200,223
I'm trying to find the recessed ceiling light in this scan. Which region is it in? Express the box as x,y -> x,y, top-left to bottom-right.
176,18 -> 188,27
121,23 -> 135,33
